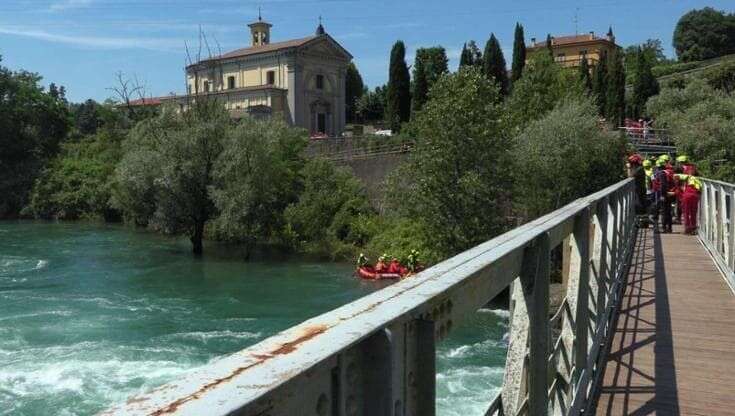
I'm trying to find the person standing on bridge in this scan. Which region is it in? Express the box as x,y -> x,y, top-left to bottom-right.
677,174 -> 702,235
656,158 -> 674,233
628,154 -> 647,218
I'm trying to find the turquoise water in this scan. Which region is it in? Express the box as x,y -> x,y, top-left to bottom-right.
0,222 -> 507,416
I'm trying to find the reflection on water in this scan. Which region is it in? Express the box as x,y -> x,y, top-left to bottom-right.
0,221 -> 506,416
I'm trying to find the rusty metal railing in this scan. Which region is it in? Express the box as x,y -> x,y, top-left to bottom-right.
103,178 -> 637,416
699,178 -> 735,293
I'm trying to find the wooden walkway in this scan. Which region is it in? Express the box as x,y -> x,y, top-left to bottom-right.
594,225 -> 735,415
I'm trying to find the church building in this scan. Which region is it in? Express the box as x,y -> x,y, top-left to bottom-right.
166,15 -> 353,137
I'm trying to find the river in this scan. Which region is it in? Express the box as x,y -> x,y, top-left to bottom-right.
0,222 -> 507,416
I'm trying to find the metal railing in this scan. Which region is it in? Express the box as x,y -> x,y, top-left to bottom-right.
103,179 -> 637,416
699,178 -> 735,292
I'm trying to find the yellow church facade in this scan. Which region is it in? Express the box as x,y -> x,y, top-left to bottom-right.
527,29 -> 619,68
163,16 -> 352,137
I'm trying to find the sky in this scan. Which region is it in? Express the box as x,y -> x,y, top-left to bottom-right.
0,0 -> 732,103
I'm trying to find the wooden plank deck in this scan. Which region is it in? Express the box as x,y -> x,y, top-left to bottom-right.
594,225 -> 735,415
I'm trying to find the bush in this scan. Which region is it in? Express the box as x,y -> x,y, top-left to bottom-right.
283,158 -> 374,259
388,67 -> 511,258
26,130 -> 123,220
512,97 -> 626,220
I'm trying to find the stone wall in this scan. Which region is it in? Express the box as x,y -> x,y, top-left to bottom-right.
337,153 -> 406,212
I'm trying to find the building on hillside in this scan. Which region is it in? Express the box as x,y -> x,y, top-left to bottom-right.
162,15 -> 353,137
526,27 -> 619,68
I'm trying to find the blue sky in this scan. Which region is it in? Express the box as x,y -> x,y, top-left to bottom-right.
0,0 -> 732,103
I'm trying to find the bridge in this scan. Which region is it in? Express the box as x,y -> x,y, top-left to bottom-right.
103,177 -> 735,416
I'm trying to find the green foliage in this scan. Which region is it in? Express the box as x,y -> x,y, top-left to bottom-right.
355,85 -> 386,123
364,217 -> 442,266
389,68 -> 510,257
647,80 -> 735,182
605,48 -> 626,126
345,62 -> 364,123
483,34 -> 509,96
512,97 -> 626,219
625,39 -> 670,84
26,129 -> 124,220
631,48 -> 660,118
578,56 -> 592,92
706,61 -> 735,93
412,46 -> 449,113
283,158 -> 373,259
459,43 -> 472,68
511,22 -> 527,83
673,7 -> 735,62
0,57 -> 72,218
386,41 -> 411,133
210,117 -> 308,247
505,52 -> 585,132
113,102 -> 228,254
592,51 -> 608,115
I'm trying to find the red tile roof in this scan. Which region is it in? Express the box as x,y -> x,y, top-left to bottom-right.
195,35 -> 318,65
530,33 -> 616,49
126,97 -> 164,106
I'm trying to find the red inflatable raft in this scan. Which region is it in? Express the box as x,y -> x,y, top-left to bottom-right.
357,267 -> 402,280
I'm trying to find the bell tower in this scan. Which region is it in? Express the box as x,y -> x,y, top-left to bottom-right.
248,9 -> 272,46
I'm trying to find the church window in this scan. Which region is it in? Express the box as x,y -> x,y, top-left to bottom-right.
266,71 -> 275,85
316,74 -> 324,90
227,76 -> 236,89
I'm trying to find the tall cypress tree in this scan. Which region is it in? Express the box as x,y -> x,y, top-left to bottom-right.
631,47 -> 660,118
546,33 -> 554,57
386,40 -> 411,133
345,62 -> 364,123
592,51 -> 608,115
467,40 -> 482,67
511,23 -> 526,82
483,33 -> 509,96
578,54 -> 592,92
605,48 -> 626,126
412,56 -> 429,113
459,43 -> 472,68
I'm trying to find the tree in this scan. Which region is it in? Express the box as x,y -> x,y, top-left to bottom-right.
0,56 -> 71,218
511,22 -> 526,83
505,51 -> 585,131
483,33 -> 509,96
512,97 -> 625,219
388,68 -> 510,256
412,58 -> 429,113
467,40 -> 483,67
605,48 -> 626,126
546,34 -> 554,57
345,62 -> 364,123
113,101 -> 228,255
386,40 -> 411,133
412,46 -> 449,113
459,43 -> 472,68
578,55 -> 592,92
592,50 -> 608,115
356,85 -> 386,122
210,117 -> 308,252
631,47 -> 660,118
673,7 -> 735,62
283,158 -> 372,257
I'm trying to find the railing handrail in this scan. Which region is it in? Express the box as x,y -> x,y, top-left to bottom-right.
698,177 -> 735,294
104,178 -> 636,416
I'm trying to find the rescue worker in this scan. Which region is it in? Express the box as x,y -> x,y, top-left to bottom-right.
677,155 -> 697,176
375,255 -> 388,272
656,158 -> 674,233
677,174 -> 702,235
643,159 -> 656,226
628,154 -> 647,217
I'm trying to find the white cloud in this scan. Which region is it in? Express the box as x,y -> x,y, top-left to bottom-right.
49,0 -> 94,12
0,26 -> 182,52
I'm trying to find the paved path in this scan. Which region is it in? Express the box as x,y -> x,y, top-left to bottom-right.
595,225 -> 735,416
